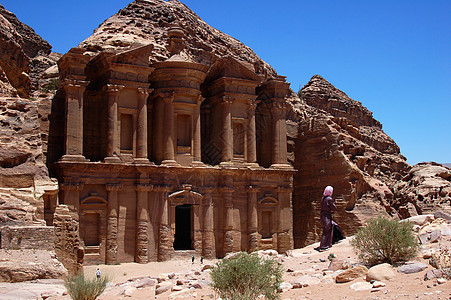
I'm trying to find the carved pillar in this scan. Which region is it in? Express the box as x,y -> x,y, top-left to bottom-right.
60,182 -> 83,212
106,183 -> 122,264
192,96 -> 202,164
221,186 -> 234,255
162,95 -> 176,165
135,88 -> 153,163
135,183 -> 153,263
277,185 -> 294,254
201,188 -> 215,259
247,99 -> 258,164
104,84 -> 124,162
270,102 -> 289,168
221,97 -> 233,164
61,79 -> 89,161
247,185 -> 260,252
156,185 -> 172,261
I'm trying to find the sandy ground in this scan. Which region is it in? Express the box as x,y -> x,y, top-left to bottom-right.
1,237 -> 450,300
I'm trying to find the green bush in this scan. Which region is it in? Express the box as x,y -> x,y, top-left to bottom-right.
350,216 -> 419,266
64,274 -> 109,300
210,252 -> 283,300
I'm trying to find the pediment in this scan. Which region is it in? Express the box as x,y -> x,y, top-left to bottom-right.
204,56 -> 262,84
169,189 -> 203,204
107,44 -> 154,67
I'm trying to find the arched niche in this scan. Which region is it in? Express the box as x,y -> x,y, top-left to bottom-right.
79,195 -> 107,247
257,195 -> 279,239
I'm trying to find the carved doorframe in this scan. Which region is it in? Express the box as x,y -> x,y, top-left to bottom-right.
168,186 -> 203,253
79,195 -> 107,258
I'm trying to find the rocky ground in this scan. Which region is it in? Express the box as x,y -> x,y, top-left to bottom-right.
0,214 -> 449,300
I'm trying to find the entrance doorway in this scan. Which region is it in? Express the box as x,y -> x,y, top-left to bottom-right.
173,204 -> 193,250
83,212 -> 100,246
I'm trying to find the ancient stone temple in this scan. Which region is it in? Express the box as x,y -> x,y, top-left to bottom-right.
47,28 -> 294,264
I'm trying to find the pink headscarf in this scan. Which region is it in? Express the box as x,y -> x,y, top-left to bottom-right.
323,186 -> 333,197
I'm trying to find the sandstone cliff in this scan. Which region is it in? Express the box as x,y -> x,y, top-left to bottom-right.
79,0 -> 276,79
0,4 -> 60,98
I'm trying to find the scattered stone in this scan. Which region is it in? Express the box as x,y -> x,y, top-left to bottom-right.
366,263 -> 395,281
123,286 -> 137,297
437,278 -> 446,284
401,215 -> 434,226
434,211 -> 451,222
350,281 -> 373,291
201,264 -> 213,272
172,285 -> 183,291
424,269 -> 444,280
287,268 -> 294,272
321,275 -> 335,284
291,275 -> 321,287
372,281 -> 386,288
397,263 -> 428,274
189,282 -> 202,289
277,282 -> 293,292
328,258 -> 344,271
134,277 -> 156,288
156,282 -> 173,295
336,265 -> 368,283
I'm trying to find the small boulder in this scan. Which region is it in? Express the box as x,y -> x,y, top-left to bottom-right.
401,215 -> 434,226
372,281 -> 386,288
424,269 -> 444,281
434,211 -> 451,222
336,265 -> 368,283
397,262 -> 428,274
366,263 -> 395,281
156,282 -> 173,295
277,282 -> 293,292
291,275 -> 321,287
350,281 -> 373,291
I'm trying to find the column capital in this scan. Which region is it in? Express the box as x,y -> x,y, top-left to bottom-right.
154,184 -> 171,192
135,183 -> 153,192
137,87 -> 154,96
247,98 -> 260,108
63,79 -> 89,97
60,182 -> 84,191
247,185 -> 260,193
104,84 -> 125,94
221,96 -> 233,104
218,186 -> 234,194
277,185 -> 293,193
106,183 -> 123,192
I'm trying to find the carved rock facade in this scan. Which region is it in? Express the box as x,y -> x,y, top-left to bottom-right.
47,28 -> 294,264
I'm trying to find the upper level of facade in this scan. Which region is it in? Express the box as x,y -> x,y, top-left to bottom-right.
50,27 -> 292,170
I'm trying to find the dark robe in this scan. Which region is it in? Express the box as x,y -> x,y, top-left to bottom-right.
318,195 -> 345,249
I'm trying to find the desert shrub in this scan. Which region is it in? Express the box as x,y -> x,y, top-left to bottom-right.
350,216 -> 419,266
64,274 -> 109,300
210,251 -> 283,300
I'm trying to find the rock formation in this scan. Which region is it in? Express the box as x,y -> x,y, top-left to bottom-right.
0,4 -> 59,98
79,0 -> 276,79
0,0 -> 449,260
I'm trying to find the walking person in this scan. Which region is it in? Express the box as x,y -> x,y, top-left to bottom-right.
96,268 -> 101,279
314,186 -> 345,252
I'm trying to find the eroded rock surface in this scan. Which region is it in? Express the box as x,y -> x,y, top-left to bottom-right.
79,0 -> 276,79
0,4 -> 59,97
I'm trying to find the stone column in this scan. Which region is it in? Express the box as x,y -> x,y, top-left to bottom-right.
135,88 -> 153,164
247,185 -> 260,252
157,186 -> 172,261
192,96 -> 202,164
201,188 -> 215,259
135,183 -> 153,263
220,97 -> 233,164
277,186 -> 294,254
162,95 -> 176,165
270,102 -> 289,168
60,182 -> 83,212
221,187 -> 234,255
106,183 -> 122,264
104,84 -> 124,163
192,203 -> 202,254
61,79 -> 89,161
247,99 -> 258,165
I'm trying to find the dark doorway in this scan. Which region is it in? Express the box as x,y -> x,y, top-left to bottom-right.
173,204 -> 193,250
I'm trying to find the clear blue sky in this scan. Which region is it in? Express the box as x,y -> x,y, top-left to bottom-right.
2,0 -> 450,165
